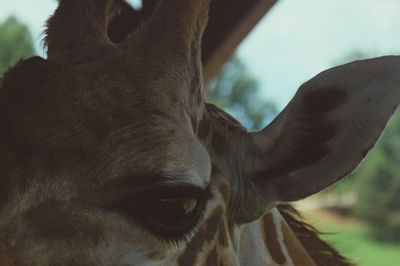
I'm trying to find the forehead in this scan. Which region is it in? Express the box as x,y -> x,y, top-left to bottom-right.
98,126 -> 212,188
0,58 -> 211,189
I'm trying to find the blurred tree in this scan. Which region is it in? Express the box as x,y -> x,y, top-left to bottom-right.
208,56 -> 277,130
0,16 -> 36,76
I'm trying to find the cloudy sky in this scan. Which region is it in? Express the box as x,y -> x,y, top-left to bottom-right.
1,0 -> 400,109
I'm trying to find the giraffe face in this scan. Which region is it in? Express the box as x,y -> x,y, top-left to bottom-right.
1,0 -> 400,265
0,56 -> 219,265
0,69 -> 231,263
0,1 -> 229,263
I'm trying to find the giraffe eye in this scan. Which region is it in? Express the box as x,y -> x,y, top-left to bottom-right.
140,195 -> 201,230
110,185 -> 206,241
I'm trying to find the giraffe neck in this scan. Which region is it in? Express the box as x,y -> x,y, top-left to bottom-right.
178,206 -> 317,266
234,208 -> 316,266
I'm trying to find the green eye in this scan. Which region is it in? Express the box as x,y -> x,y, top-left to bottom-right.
160,198 -> 198,215
183,199 -> 197,214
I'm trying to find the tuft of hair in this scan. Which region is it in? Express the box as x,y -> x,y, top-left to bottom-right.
278,204 -> 355,266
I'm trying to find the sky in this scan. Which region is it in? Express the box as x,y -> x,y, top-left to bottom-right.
1,0 -> 400,110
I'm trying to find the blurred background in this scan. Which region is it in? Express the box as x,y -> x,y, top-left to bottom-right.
1,0 -> 399,265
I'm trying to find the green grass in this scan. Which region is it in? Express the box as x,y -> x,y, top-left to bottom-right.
316,223 -> 400,266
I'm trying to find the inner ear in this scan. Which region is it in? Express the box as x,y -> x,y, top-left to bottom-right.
257,87 -> 347,178
108,1 -> 143,43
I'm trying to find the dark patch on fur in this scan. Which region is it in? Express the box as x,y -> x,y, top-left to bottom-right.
254,89 -> 347,179
278,204 -> 354,266
261,213 -> 286,265
205,248 -> 219,266
302,88 -> 347,113
178,206 -> 223,266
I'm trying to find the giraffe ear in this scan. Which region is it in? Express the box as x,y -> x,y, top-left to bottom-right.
203,56 -> 400,224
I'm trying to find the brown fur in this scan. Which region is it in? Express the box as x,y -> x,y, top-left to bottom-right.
23,201 -> 102,246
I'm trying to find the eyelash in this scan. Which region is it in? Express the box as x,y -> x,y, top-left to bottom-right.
156,213 -> 204,247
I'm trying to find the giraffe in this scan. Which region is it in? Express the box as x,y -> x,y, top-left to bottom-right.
0,0 -> 400,265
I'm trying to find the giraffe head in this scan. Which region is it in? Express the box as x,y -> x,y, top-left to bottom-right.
0,0 -> 399,265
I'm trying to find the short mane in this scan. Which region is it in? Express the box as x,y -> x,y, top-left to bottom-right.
278,204 -> 354,266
